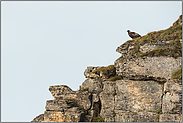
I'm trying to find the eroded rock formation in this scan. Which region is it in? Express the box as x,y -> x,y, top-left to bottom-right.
32,15 -> 182,122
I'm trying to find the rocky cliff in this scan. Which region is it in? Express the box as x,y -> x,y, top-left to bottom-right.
32,15 -> 182,122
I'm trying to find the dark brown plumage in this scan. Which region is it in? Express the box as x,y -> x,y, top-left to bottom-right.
127,30 -> 141,39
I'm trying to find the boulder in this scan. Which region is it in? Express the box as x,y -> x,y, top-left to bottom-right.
159,114 -> 182,122
115,56 -> 182,81
43,107 -> 85,122
31,114 -> 44,122
80,78 -> 103,94
162,79 -> 182,114
49,85 -> 77,100
115,80 -> 163,112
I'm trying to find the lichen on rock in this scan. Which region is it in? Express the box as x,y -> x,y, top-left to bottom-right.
32,15 -> 182,122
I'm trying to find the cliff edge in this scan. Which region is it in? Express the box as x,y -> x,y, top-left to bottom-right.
32,15 -> 182,122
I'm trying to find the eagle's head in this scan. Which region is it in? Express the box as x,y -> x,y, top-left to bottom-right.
127,30 -> 130,33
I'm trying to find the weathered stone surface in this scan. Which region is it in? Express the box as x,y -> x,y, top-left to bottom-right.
139,43 -> 171,53
116,40 -> 172,57
43,111 -> 65,122
115,112 -> 158,122
31,114 -> 44,122
92,93 -> 100,103
159,114 -> 182,122
80,78 -> 103,94
84,115 -> 92,122
116,40 -> 136,58
84,67 -> 100,79
104,116 -> 115,122
84,66 -> 116,80
102,81 -> 116,93
45,100 -> 73,111
76,91 -> 92,110
115,56 -> 182,80
32,16 -> 182,122
115,80 -> 163,112
49,85 -> 77,99
43,107 -> 84,122
99,92 -> 115,119
162,79 -> 182,114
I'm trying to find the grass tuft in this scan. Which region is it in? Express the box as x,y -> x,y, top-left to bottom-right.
172,68 -> 182,79
119,15 -> 182,58
91,65 -> 116,79
91,116 -> 104,122
154,115 -> 160,122
108,76 -> 122,81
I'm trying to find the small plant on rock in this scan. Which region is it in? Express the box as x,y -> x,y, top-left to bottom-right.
91,116 -> 104,122
113,111 -> 116,117
132,112 -> 137,115
79,106 -> 86,111
154,115 -> 160,122
172,68 -> 182,79
108,76 -> 122,81
79,88 -> 88,92
155,109 -> 162,114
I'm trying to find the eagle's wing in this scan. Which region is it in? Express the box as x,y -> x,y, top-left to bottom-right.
131,32 -> 141,37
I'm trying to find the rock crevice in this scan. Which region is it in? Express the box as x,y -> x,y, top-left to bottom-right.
32,15 -> 182,122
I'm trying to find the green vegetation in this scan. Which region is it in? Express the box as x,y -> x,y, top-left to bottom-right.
79,106 -> 86,111
132,112 -> 137,115
148,109 -> 162,114
116,55 -> 123,61
79,88 -> 88,92
155,109 -> 162,114
65,99 -> 78,107
138,38 -> 182,58
108,76 -> 122,81
120,15 -> 182,58
91,65 -> 116,79
113,111 -> 116,117
154,115 -> 160,122
172,68 -> 182,79
91,116 -> 104,122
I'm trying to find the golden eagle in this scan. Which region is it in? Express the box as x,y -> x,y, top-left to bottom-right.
127,30 -> 141,39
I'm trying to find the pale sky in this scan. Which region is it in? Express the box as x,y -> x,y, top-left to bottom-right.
1,1 -> 182,122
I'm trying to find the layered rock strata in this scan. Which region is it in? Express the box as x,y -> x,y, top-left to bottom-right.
32,15 -> 182,122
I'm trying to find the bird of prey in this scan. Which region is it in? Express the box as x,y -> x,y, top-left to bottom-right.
127,30 -> 141,39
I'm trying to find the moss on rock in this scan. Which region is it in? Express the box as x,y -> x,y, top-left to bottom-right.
91,116 -> 104,122
91,65 -> 116,79
119,15 -> 182,58
172,68 -> 182,79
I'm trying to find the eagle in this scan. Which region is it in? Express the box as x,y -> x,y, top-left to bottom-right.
127,30 -> 141,39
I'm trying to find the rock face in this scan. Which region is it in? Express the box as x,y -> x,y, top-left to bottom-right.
32,15 -> 182,122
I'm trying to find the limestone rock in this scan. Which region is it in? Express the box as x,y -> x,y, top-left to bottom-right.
49,85 -> 77,100
76,91 -> 92,110
115,112 -> 158,122
31,114 -> 44,122
43,107 -> 85,122
31,15 -> 182,122
139,43 -> 171,53
162,79 -> 182,114
99,92 -> 115,118
80,78 -> 103,94
84,67 -> 100,79
84,66 -> 116,80
159,114 -> 182,122
45,99 -> 73,111
115,80 -> 163,112
115,56 -> 182,81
